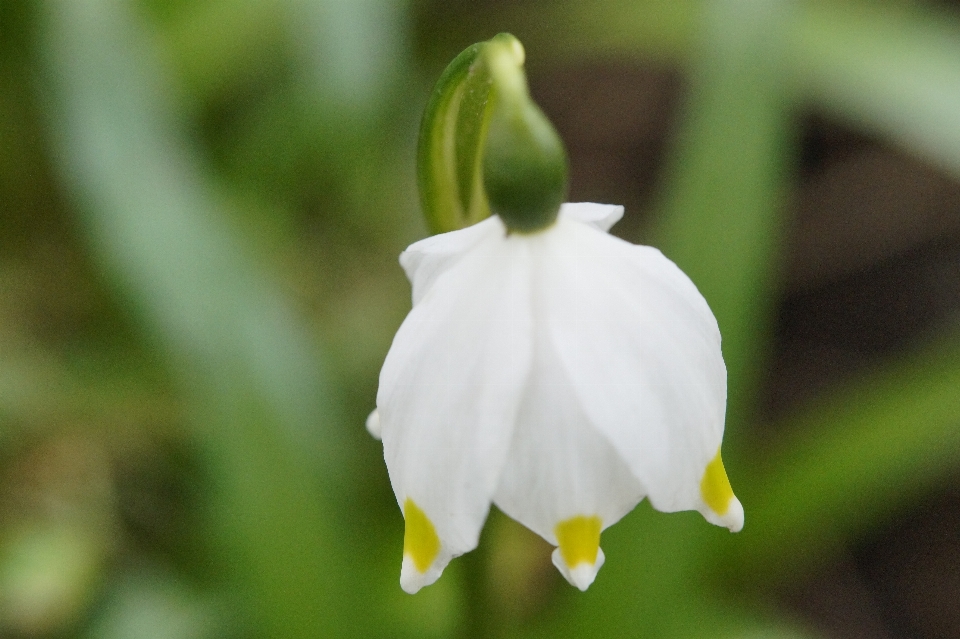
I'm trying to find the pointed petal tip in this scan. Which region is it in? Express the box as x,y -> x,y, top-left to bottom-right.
700,449 -> 743,531
724,496 -> 744,533
551,547 -> 605,591
701,495 -> 744,533
400,554 -> 443,594
365,409 -> 382,440
558,202 -> 624,232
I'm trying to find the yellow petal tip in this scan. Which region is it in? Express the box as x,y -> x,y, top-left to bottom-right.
555,515 -> 602,568
403,498 -> 441,573
700,449 -> 744,532
553,516 -> 605,590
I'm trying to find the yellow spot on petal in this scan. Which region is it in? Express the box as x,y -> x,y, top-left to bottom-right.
555,515 -> 602,567
701,448 -> 735,516
403,498 -> 440,573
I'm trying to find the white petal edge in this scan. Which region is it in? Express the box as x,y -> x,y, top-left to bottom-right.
703,495 -> 744,533
559,202 -> 624,232
491,330 -> 644,547
365,409 -> 381,440
400,553 -> 448,594
400,215 -> 504,305
400,205 -> 619,308
552,547 -> 605,592
537,217 -> 729,522
378,223 -> 534,586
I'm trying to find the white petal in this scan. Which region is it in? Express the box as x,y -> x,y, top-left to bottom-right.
552,547 -> 605,592
710,495 -> 744,533
400,216 -> 504,305
536,217 -> 729,525
492,230 -> 643,590
378,224 -> 533,591
491,374 -> 643,544
699,451 -> 745,532
365,409 -> 381,440
400,554 -> 444,594
559,202 -> 624,232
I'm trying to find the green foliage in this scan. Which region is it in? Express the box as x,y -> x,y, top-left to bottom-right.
2,0 -> 960,637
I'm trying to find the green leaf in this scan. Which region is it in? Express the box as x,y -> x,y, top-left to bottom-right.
657,0 -> 793,439
787,3 -> 960,180
734,332 -> 960,586
39,1 -> 377,636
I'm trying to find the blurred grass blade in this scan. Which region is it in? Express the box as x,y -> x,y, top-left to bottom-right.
39,0 -> 373,636
417,40 -> 494,234
160,0 -> 288,117
290,0 -> 406,120
86,568 -> 221,639
657,0 -> 793,439
788,3 -> 960,180
734,331 -> 960,585
506,0 -> 700,63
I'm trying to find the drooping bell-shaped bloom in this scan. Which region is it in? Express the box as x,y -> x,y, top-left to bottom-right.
368,202 -> 743,594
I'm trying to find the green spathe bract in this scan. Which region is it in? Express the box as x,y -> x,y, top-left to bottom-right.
416,40 -> 491,234
417,33 -> 568,234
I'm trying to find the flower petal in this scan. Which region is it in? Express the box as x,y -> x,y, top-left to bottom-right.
552,543 -> 605,592
378,221 -> 534,592
699,449 -> 744,532
559,202 -> 624,232
400,215 -> 503,305
365,409 -> 382,440
537,217 -> 736,530
492,230 -> 644,590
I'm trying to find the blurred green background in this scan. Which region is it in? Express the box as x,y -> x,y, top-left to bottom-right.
3,0 -> 960,637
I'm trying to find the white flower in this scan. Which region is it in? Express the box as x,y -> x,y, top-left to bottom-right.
370,202 -> 743,594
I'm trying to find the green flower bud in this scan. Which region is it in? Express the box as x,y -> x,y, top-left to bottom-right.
416,33 -> 568,235
482,36 -> 568,233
